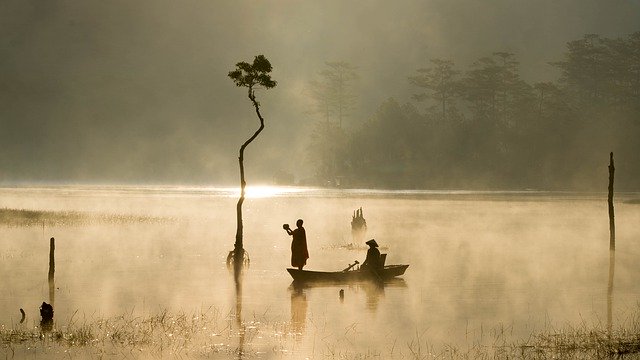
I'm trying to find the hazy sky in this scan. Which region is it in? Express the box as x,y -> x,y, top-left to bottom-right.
1,0 -> 639,185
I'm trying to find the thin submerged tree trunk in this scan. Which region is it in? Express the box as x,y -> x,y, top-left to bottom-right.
228,54 -> 276,271
608,152 -> 615,250
233,87 -> 265,267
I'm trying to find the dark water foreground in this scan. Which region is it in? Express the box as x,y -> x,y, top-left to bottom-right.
2,186 -> 640,358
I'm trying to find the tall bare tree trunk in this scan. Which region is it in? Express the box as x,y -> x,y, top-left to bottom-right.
233,87 -> 265,268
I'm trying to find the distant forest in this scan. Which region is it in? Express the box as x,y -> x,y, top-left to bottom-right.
303,33 -> 640,190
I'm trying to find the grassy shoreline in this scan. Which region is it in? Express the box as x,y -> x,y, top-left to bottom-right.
0,208 -> 169,227
3,308 -> 640,359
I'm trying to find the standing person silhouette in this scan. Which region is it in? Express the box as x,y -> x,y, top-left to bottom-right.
283,219 -> 309,270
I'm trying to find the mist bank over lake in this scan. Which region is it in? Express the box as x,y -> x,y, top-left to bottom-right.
1,185 -> 640,358
1,2 -> 639,190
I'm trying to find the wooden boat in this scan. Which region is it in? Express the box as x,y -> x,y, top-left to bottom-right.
287,264 -> 409,283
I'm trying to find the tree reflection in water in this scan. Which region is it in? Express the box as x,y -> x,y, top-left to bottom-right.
233,265 -> 245,360
607,249 -> 615,335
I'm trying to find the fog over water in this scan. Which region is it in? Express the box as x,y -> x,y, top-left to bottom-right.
2,186 -> 640,357
1,1 -> 639,184
2,1 -> 640,357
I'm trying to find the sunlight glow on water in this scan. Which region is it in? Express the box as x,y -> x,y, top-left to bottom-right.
2,186 -> 640,358
234,185 -> 309,198
4,184 -> 638,200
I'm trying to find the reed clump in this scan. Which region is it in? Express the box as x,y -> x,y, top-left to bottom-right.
444,318 -> 640,359
517,325 -> 640,358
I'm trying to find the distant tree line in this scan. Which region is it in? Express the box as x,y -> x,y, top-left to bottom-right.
306,32 -> 640,190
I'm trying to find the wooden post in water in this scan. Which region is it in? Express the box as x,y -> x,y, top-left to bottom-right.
48,237 -> 55,307
607,152 -> 616,335
40,237 -> 56,331
608,152 -> 615,250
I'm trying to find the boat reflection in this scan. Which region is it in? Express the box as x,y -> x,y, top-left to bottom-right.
289,283 -> 308,337
363,281 -> 384,312
288,278 -> 407,333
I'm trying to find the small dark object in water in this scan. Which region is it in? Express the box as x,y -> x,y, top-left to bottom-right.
19,308 -> 25,323
339,289 -> 344,301
40,302 -> 54,331
40,302 -> 53,322
351,207 -> 367,243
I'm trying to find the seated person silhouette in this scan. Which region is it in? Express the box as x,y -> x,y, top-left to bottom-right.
361,239 -> 383,273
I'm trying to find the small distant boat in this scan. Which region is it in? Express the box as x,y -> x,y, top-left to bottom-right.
287,264 -> 409,283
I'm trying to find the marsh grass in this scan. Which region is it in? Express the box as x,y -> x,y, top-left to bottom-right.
0,306 -> 317,359
516,322 -> 640,359
411,318 -> 640,360
1,307 -> 241,358
4,308 -> 640,359
0,208 -> 170,227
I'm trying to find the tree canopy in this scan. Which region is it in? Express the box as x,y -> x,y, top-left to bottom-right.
228,55 -> 277,90
305,32 -> 640,190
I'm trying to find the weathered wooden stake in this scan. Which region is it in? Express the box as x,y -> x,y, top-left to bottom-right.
48,237 -> 55,281
608,152 -> 615,251
607,152 -> 616,334
48,237 -> 55,307
40,237 -> 56,331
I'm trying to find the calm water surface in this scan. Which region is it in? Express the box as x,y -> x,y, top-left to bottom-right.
1,186 -> 640,357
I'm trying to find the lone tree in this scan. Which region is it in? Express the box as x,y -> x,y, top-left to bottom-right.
227,55 -> 277,269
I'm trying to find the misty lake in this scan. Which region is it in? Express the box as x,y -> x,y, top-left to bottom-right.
2,186 -> 640,358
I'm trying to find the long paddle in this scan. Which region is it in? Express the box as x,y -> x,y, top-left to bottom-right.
342,260 -> 359,272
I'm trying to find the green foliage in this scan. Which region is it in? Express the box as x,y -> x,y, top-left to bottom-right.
306,61 -> 358,128
228,55 -> 277,90
309,32 -> 640,190
409,58 -> 460,120
553,33 -> 640,109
